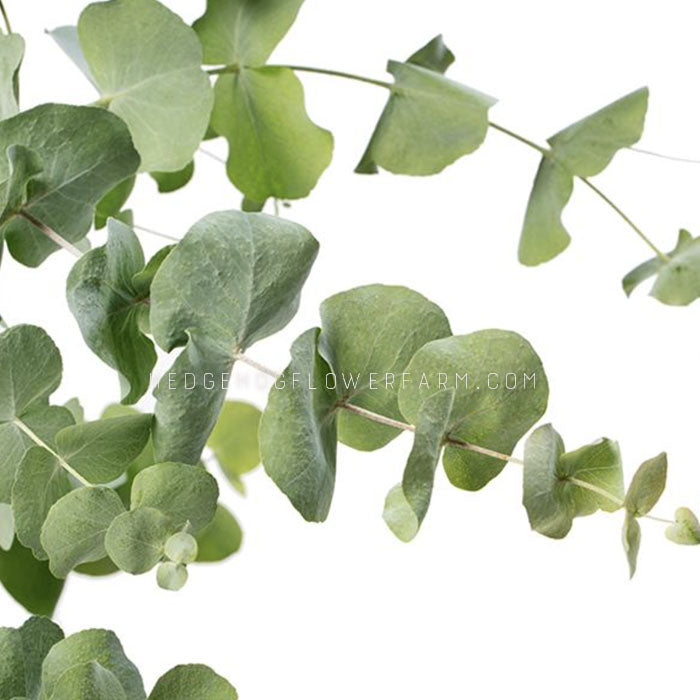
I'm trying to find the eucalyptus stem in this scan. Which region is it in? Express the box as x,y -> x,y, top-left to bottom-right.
13,418 -> 91,487
17,212 -> 83,259
270,64 -> 393,90
0,1 -> 11,35
629,146 -> 700,165
132,223 -> 180,243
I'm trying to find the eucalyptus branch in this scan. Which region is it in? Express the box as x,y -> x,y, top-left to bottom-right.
0,0 -> 12,35
629,146 -> 700,164
17,212 -> 83,258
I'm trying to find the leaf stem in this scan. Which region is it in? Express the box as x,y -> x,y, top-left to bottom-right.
234,351 -> 278,379
488,121 -> 549,156
628,147 -> 700,165
13,418 -> 92,487
132,223 -> 180,243
567,476 -> 625,507
270,64 -> 393,90
0,1 -> 11,34
17,212 -> 83,258
198,147 -> 226,165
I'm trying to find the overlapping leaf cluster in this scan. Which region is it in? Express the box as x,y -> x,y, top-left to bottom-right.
0,616 -> 238,699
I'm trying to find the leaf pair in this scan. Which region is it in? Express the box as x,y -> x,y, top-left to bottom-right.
260,284 -> 549,536
195,0 -> 333,206
0,616 -> 237,699
518,88 -> 648,265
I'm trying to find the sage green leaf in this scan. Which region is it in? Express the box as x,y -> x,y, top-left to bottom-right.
195,504 -> 242,562
665,507 -> 700,545
517,158 -> 574,266
164,532 -> 198,564
54,413 -> 152,484
131,245 -> 174,294
0,627 -> 25,699
242,196 -> 266,213
42,629 -> 145,700
193,0 -> 303,66
356,61 -> 496,175
149,664 -> 238,700
624,452 -> 667,517
150,161 -> 194,194
207,401 -> 261,493
518,88 -> 647,266
383,389 -> 454,542
320,284 -> 451,451
0,146 -> 44,226
211,67 -> 333,202
522,424 -> 624,539
399,331 -> 548,491
0,105 -> 139,267
74,558 -> 119,578
78,0 -> 213,172
40,487 -> 126,578
50,662 -> 127,700
0,502 -> 13,550
94,177 -> 135,230
156,562 -> 187,591
623,230 -> 700,306
105,507 -> 172,574
547,88 -> 648,177
0,34 -> 23,119
48,26 -> 96,87
406,35 -> 455,74
261,328 -> 338,521
67,219 -> 157,405
150,210 -> 318,463
62,398 -> 84,425
0,540 -> 64,617
19,616 -> 64,700
622,511 -> 641,579
130,463 -> 218,532
12,447 -> 72,559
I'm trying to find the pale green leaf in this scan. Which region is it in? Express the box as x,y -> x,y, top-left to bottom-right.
18,616 -> 64,700
399,331 -> 548,491
48,26 -> 96,87
260,328 -> 338,522
357,61 -> 496,175
320,284 -> 451,451
150,210 -> 317,463
150,161 -> 194,193
156,561 -> 187,591
149,664 -> 238,700
383,389 -> 454,542
67,219 -> 157,404
0,540 -> 64,617
62,398 -> 84,425
54,413 -> 152,484
547,88 -> 648,177
94,177 -> 135,230
78,0 -> 213,172
518,158 -> 573,266
195,504 -> 242,562
194,0 -> 303,66
130,463 -> 218,532
522,424 -> 623,539
207,401 -> 261,493
49,662 -> 127,700
0,105 -> 139,267
105,507 -> 172,574
0,34 -> 23,119
211,67 -> 333,202
41,629 -> 145,700
622,511 -> 641,579
623,230 -> 700,306
0,502 -> 12,550
0,145 -> 44,225
406,35 -> 455,74
624,452 -> 667,517
665,507 -> 700,545
164,532 -> 198,565
12,447 -> 72,559
40,487 -> 126,578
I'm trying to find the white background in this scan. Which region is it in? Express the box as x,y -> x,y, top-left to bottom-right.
3,1 -> 700,698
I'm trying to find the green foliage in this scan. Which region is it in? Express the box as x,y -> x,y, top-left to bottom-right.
357,44 -> 496,175
150,161 -> 195,193
666,508 -> 700,545
77,0 -> 213,172
207,401 -> 262,494
195,505 -> 243,563
0,34 -> 23,119
522,425 -> 623,539
624,229 -> 700,306
1,617 -> 238,698
0,104 -> 139,266
94,177 -> 135,230
519,88 -> 648,265
67,219 -> 162,404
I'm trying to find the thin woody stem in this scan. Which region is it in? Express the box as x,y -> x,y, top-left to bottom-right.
18,211 -> 82,258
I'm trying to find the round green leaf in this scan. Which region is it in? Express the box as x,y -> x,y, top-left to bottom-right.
195,504 -> 242,563
157,561 -> 187,591
164,532 -> 198,565
105,508 -> 172,574
149,664 -> 238,700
